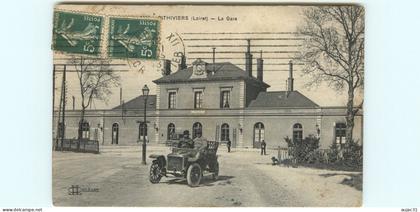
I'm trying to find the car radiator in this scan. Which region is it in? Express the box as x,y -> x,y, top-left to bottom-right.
167,155 -> 184,172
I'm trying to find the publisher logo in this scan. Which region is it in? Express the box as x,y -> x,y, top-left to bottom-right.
67,185 -> 99,195
67,185 -> 81,195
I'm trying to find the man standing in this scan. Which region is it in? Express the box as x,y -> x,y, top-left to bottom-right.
226,139 -> 231,153
261,140 -> 266,155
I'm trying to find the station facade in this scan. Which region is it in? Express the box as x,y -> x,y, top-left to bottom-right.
56,43 -> 363,149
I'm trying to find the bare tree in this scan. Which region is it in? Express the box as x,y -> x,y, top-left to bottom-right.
297,6 -> 364,143
69,56 -> 120,140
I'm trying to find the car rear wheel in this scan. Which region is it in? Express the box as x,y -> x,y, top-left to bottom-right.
149,162 -> 162,184
187,163 -> 202,187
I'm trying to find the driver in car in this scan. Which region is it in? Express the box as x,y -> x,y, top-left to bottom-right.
178,130 -> 194,148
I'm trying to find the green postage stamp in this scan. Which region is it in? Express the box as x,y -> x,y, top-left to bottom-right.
53,11 -> 103,55
109,17 -> 160,59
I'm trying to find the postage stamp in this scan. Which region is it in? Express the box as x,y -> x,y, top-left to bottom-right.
53,11 -> 102,55
108,17 -> 160,60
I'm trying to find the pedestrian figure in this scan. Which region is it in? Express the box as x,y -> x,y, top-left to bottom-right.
261,140 -> 266,155
226,139 -> 231,153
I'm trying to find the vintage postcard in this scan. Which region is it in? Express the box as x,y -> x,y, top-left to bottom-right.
52,3 -> 364,207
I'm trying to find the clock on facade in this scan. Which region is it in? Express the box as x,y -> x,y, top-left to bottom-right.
191,58 -> 208,78
195,64 -> 205,75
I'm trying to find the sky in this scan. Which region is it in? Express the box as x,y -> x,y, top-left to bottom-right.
53,4 -> 363,110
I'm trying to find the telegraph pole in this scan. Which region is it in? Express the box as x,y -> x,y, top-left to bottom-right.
61,65 -> 67,150
56,65 -> 67,151
52,64 -> 56,150
120,87 -> 123,106
120,87 -> 124,120
53,64 -> 56,115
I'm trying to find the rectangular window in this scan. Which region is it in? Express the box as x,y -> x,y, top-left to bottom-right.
81,122 -> 90,139
168,92 -> 176,109
335,123 -> 347,147
260,129 -> 265,141
194,91 -> 203,109
82,130 -> 90,139
220,91 -> 230,108
254,128 -> 264,142
221,124 -> 230,142
139,123 -> 148,142
293,131 -> 303,142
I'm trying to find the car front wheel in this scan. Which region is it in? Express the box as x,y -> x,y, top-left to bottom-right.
149,162 -> 162,184
187,163 -> 202,187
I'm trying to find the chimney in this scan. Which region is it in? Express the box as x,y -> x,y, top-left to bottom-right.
245,39 -> 253,77
178,54 -> 187,71
162,59 -> 171,76
288,60 -> 294,92
257,50 -> 264,81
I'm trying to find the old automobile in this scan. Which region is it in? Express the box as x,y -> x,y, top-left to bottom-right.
148,137 -> 219,187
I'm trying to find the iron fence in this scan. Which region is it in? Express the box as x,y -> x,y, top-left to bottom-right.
55,139 -> 99,154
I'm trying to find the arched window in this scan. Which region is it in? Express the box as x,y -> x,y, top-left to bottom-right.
253,122 -> 265,148
221,123 -> 230,142
335,123 -> 347,147
112,123 -> 119,144
167,123 -> 175,140
192,122 -> 202,139
139,122 -> 148,141
293,123 -> 303,142
81,121 -> 90,139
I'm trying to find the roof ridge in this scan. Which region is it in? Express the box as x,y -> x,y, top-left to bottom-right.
153,61 -> 270,88
112,95 -> 157,110
264,91 -> 287,93
248,90 -> 319,108
292,90 -> 319,107
215,63 -> 226,72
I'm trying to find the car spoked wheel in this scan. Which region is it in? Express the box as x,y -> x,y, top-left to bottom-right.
187,163 -> 202,187
149,163 -> 162,184
212,161 -> 219,180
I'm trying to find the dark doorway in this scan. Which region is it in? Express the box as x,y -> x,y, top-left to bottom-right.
253,122 -> 264,148
112,123 -> 119,144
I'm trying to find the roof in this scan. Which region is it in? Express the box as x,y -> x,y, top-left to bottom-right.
153,62 -> 270,88
112,95 -> 156,110
247,91 -> 319,108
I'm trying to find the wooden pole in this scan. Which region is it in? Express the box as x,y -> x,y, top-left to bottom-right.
60,65 -> 67,150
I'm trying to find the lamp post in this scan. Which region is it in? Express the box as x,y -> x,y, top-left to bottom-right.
141,84 -> 150,165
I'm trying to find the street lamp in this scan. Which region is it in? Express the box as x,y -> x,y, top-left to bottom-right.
141,84 -> 150,165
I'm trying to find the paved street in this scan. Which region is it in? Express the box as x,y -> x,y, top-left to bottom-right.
53,146 -> 362,207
